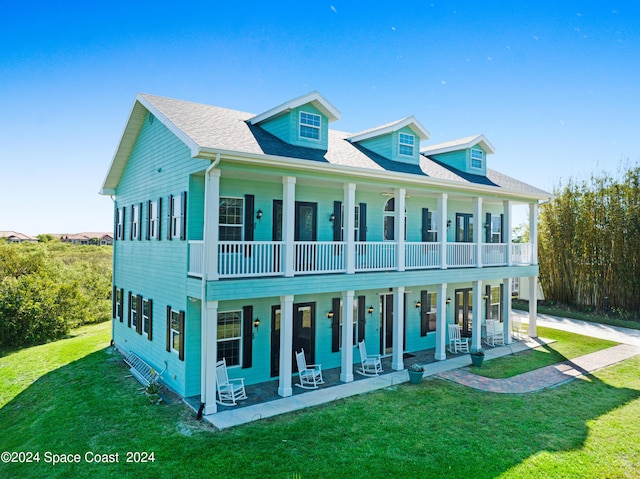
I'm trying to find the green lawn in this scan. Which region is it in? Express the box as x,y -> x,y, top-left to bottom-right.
1,322 -> 639,478
469,326 -> 619,379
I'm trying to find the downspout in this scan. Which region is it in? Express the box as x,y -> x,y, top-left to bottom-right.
110,195 -> 116,348
199,153 -> 220,418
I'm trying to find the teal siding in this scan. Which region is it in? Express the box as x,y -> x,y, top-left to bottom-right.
359,133 -> 393,160
259,103 -> 328,150
431,145 -> 488,176
112,111 -> 210,397
260,113 -> 291,144
184,299 -> 202,397
188,173 -> 205,240
356,126 -> 420,165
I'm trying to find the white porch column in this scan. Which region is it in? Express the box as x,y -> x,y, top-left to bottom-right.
528,276 -> 538,338
502,278 -> 513,344
438,193 -> 448,269
278,294 -> 294,397
472,280 -> 482,351
283,177 -> 296,277
530,202 -> 539,265
392,286 -> 405,370
202,300 -> 219,415
503,200 -> 512,266
344,183 -> 356,274
435,283 -> 448,360
474,197 -> 483,268
395,188 -> 406,271
340,290 -> 355,382
204,169 -> 221,280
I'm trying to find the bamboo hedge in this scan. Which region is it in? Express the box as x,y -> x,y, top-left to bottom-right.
539,165 -> 640,317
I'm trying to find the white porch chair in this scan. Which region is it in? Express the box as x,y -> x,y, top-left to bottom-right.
215,358 -> 247,406
357,340 -> 383,377
295,349 -> 324,389
512,315 -> 527,339
448,323 -> 470,354
485,319 -> 505,347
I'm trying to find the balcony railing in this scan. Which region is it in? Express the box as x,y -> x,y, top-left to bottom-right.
187,241 -> 535,278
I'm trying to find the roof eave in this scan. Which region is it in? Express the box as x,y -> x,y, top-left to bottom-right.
348,116 -> 430,143
248,91 -> 341,125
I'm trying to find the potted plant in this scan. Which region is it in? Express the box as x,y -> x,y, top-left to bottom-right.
470,350 -> 485,367
145,382 -> 163,404
407,364 -> 424,384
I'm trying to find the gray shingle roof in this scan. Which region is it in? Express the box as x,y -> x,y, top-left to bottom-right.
105,94 -> 549,199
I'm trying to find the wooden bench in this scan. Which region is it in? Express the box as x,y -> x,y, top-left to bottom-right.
123,352 -> 166,388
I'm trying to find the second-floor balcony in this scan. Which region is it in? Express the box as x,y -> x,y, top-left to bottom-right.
188,240 -> 534,279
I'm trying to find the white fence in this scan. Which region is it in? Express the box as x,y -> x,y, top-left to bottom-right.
354,242 -> 396,272
218,241 -> 283,278
294,241 -> 346,274
405,242 -> 441,269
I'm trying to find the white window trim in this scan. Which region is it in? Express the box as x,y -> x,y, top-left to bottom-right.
470,148 -> 484,169
217,310 -> 243,367
383,198 -> 407,241
116,207 -> 125,240
171,195 -> 182,239
299,111 -> 321,142
340,204 -> 360,241
428,210 -> 438,242
131,204 -> 140,240
115,289 -> 123,321
219,196 -> 245,241
338,298 -> 359,348
142,298 -> 150,337
398,133 -> 415,157
170,309 -> 182,355
490,214 -> 502,243
149,200 -> 159,240
130,294 -> 139,329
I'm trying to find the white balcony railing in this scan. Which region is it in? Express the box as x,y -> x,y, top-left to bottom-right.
188,241 -> 535,278
294,241 -> 346,274
354,242 -> 396,272
405,242 -> 441,270
511,243 -> 533,265
218,241 -> 283,278
482,244 -> 508,266
447,243 -> 476,268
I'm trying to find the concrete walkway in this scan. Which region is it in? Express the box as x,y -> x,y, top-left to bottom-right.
436,343 -> 640,393
203,313 -> 640,430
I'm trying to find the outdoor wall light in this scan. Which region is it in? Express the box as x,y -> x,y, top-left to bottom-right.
327,311 -> 334,319
367,305 -> 374,315
415,301 -> 421,309
483,294 -> 489,300
329,213 -> 335,223
253,318 -> 261,330
446,297 -> 452,305
256,209 -> 263,221
446,220 -> 452,228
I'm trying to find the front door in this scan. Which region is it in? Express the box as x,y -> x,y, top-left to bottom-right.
295,202 -> 317,241
293,302 -> 316,368
455,213 -> 474,243
455,288 -> 473,337
270,305 -> 281,377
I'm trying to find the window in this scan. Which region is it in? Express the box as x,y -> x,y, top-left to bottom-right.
148,199 -> 160,240
219,197 -> 244,241
130,294 -> 139,330
217,310 -> 242,366
399,133 -> 415,156
114,288 -> 123,321
340,204 -> 360,241
490,214 -> 502,243
426,210 -> 438,242
456,213 -> 474,242
300,111 -> 321,140
170,309 -> 182,354
338,298 -> 359,347
489,286 -> 502,322
383,198 -> 407,241
471,148 -> 484,168
425,292 -> 437,334
170,195 -> 182,239
142,299 -> 152,338
130,203 -> 141,240
116,207 -> 125,240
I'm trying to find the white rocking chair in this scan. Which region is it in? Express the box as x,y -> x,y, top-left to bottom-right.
512,315 -> 527,340
485,319 -> 505,347
357,340 -> 383,377
448,323 -> 470,354
215,358 -> 247,406
295,349 -> 324,389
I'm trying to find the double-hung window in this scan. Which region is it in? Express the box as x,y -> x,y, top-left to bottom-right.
471,148 -> 484,168
340,204 -> 360,241
142,298 -> 152,338
383,198 -> 407,241
219,197 -> 244,241
300,111 -> 321,140
489,286 -> 502,321
490,214 -> 502,243
427,210 -> 438,242
337,298 -> 359,347
170,309 -> 182,354
217,310 -> 242,366
170,195 -> 182,239
398,133 -> 415,156
148,199 -> 160,240
116,207 -> 125,240
130,294 -> 139,330
130,203 -> 141,240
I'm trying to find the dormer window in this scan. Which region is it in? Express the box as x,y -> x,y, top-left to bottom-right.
398,133 -> 415,156
471,148 -> 484,168
300,111 -> 321,140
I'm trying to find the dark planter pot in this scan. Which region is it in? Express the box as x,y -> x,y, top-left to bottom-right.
408,370 -> 423,384
470,354 -> 484,367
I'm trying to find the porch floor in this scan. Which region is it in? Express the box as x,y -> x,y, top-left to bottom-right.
186,335 -> 546,429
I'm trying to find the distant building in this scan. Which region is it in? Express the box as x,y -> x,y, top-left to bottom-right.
0,231 -> 39,243
57,232 -> 113,246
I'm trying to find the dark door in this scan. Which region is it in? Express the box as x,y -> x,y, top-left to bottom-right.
293,302 -> 316,368
455,288 -> 473,337
379,293 -> 407,355
295,202 -> 317,241
270,305 -> 281,377
455,213 -> 474,242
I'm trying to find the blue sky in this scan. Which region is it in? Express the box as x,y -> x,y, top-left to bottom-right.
1,1 -> 639,236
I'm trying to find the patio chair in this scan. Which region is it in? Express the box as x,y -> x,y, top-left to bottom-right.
512,315 -> 527,340
357,340 -> 383,377
485,319 -> 505,347
215,358 -> 247,406
448,323 -> 470,354
295,349 -> 324,389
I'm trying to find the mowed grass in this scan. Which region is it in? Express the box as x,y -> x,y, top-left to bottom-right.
468,326 -> 619,379
1,322 -> 639,479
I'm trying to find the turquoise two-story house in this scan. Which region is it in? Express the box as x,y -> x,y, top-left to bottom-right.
101,91 -> 550,416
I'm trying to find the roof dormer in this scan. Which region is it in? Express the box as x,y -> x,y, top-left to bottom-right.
248,91 -> 340,150
347,117 -> 430,166
421,134 -> 495,176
